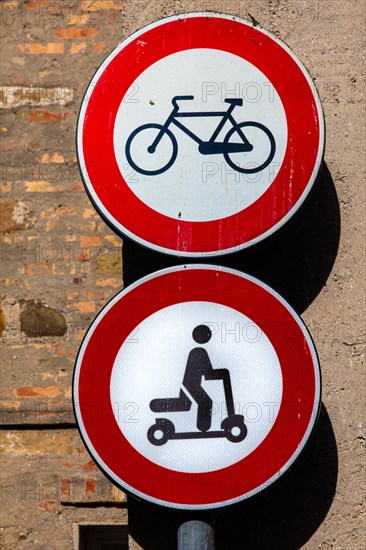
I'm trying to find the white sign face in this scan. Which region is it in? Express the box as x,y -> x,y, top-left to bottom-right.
114,49 -> 287,222
110,301 -> 283,473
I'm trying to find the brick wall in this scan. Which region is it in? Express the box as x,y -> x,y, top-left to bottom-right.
0,2 -> 131,549
1,1 -> 365,549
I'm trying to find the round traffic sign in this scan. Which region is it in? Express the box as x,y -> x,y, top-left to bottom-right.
73,265 -> 321,509
77,13 -> 324,257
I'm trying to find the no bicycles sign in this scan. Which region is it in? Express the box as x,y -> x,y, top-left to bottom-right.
77,13 -> 325,256
73,265 -> 321,509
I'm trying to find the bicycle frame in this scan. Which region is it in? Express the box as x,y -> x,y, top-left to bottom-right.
149,102 -> 250,153
126,97 -> 275,176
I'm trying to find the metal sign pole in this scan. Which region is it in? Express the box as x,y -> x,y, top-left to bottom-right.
178,521 -> 215,550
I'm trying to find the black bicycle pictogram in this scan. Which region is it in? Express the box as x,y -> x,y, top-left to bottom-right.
147,325 -> 247,446
125,95 -> 276,176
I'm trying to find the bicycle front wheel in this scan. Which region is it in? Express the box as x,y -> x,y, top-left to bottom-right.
224,122 -> 276,174
125,123 -> 178,176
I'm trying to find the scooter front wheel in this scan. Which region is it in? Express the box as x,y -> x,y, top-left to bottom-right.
147,418 -> 175,446
125,123 -> 178,176
221,414 -> 247,443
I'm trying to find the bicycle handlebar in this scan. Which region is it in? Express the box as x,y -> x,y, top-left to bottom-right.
172,95 -> 194,109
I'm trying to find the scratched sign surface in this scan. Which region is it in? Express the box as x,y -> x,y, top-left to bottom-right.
77,13 -> 324,256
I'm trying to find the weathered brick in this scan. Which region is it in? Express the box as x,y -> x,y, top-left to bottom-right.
104,234 -> 122,246
54,343 -> 76,357
72,182 -> 84,192
25,181 -> 63,192
18,43 -> 64,54
1,430 -> 74,456
44,220 -> 55,232
96,277 -> 121,288
1,138 -> 23,150
55,27 -> 98,39
67,14 -> 89,26
83,460 -> 98,471
40,153 -> 64,163
75,301 -> 96,313
0,307 -> 5,338
81,1 -> 122,11
14,386 -> 63,399
39,501 -> 58,512
96,253 -> 122,275
1,182 -> 12,193
0,200 -> 34,232
92,41 -> 106,52
27,111 -> 67,123
24,1 -> 49,9
1,399 -> 74,426
25,263 -> 52,275
56,205 -> 76,217
70,42 -> 87,54
85,477 -> 96,499
82,208 -> 97,218
79,235 -> 102,248
60,478 -> 70,499
0,86 -> 73,108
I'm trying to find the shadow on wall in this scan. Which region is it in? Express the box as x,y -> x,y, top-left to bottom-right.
128,405 -> 338,550
123,162 -> 341,315
125,163 -> 340,548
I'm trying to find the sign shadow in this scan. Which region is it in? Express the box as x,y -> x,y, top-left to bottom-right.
123,162 -> 340,315
218,161 -> 341,314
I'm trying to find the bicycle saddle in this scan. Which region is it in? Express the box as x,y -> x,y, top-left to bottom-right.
172,95 -> 194,109
224,98 -> 243,106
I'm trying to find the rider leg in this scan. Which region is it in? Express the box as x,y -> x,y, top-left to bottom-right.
183,383 -> 213,432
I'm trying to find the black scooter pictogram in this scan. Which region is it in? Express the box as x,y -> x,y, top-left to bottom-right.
147,325 -> 247,446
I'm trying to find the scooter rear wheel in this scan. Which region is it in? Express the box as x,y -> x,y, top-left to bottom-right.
221,414 -> 247,443
147,418 -> 175,446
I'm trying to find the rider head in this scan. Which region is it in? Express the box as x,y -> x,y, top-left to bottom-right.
192,325 -> 212,344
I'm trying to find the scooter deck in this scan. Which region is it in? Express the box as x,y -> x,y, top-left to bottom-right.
169,430 -> 227,440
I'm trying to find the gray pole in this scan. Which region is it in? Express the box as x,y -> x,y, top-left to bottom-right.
178,520 -> 215,550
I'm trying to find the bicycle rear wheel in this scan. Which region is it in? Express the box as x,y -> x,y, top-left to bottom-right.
224,122 -> 276,174
125,123 -> 178,176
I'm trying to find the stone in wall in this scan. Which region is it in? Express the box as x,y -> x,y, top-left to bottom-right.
19,300 -> 67,337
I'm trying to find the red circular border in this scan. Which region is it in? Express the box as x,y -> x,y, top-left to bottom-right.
75,267 -> 318,507
80,15 -> 321,254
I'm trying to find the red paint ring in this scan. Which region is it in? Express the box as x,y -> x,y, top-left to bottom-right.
77,14 -> 324,256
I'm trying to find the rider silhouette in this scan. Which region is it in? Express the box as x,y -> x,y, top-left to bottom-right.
150,325 -> 233,432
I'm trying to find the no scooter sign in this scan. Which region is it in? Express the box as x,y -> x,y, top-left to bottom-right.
77,13 -> 324,256
73,265 -> 321,510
